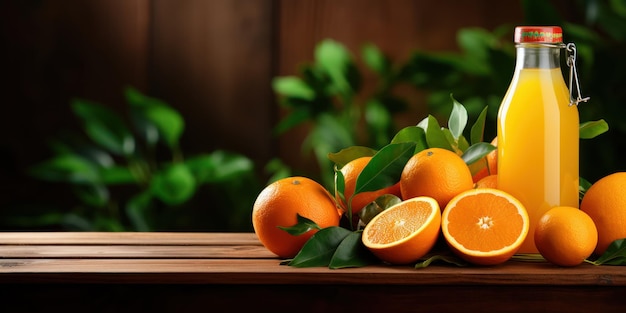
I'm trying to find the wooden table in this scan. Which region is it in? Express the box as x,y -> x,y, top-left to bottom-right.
1,232 -> 624,312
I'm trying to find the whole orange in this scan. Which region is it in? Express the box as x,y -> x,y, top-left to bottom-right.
475,174 -> 498,189
534,206 -> 598,267
252,176 -> 340,258
471,137 -> 498,183
338,156 -> 402,214
400,148 -> 473,209
581,172 -> 626,255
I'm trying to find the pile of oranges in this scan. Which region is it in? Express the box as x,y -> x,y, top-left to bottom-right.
252,141 -> 626,267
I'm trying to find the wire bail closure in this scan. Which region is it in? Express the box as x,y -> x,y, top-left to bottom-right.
565,43 -> 590,106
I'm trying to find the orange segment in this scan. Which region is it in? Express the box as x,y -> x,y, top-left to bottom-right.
442,188 -> 529,265
362,197 -> 441,264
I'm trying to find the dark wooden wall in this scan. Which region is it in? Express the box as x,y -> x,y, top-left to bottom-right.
1,0 -> 528,225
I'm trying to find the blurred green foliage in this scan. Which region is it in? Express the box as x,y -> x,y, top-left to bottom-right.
6,0 -> 623,232
19,87 -> 270,231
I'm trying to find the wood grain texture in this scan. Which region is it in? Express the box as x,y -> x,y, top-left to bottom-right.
0,232 -> 260,245
1,232 -> 625,286
1,232 -> 624,312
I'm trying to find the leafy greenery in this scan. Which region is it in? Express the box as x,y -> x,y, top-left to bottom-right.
590,239 -> 626,266
281,96 -> 608,268
281,98 -> 502,268
24,87 -> 266,231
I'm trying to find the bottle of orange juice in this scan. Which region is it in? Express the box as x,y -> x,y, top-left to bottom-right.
497,26 -> 580,253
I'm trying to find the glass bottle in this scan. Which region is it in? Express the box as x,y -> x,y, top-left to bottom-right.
497,26 -> 579,253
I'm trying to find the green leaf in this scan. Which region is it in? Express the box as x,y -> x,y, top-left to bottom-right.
354,142 -> 416,195
73,184 -> 109,208
315,39 -> 354,96
186,151 -> 254,184
71,99 -> 135,156
579,176 -> 592,201
417,115 -> 453,150
126,191 -> 153,232
358,194 -> 402,225
448,95 -> 468,140
470,106 -> 489,145
278,214 -> 322,236
328,146 -> 377,168
365,99 -> 393,148
29,155 -> 100,184
461,142 -> 496,165
361,43 -> 390,75
329,231 -> 378,269
287,226 -> 352,267
390,126 -> 428,153
150,163 -> 196,205
592,238 -> 626,265
126,87 -> 185,149
334,168 -> 346,209
274,107 -> 311,134
272,76 -> 316,100
415,253 -> 469,269
100,166 -> 137,184
579,119 -> 609,139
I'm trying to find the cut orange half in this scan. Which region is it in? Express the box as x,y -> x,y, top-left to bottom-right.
362,196 -> 441,264
441,188 -> 529,265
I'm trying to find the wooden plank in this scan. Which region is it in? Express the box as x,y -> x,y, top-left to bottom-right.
1,258 -> 624,286
0,245 -> 275,259
0,232 -> 261,245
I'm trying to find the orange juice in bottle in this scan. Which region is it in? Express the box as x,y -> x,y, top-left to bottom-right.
497,26 -> 579,253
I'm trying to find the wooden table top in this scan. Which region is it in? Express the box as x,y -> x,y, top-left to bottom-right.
1,232 -> 624,286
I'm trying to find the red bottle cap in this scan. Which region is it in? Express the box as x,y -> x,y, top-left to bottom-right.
514,26 -> 563,43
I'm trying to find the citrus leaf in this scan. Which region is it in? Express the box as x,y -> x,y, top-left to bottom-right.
278,214 -> 321,236
354,142 -> 416,195
287,226 -> 352,267
334,167 -> 346,208
329,231 -> 378,269
415,253 -> 469,269
579,119 -> 609,139
72,99 -> 135,156
591,238 -> 626,266
417,115 -> 453,150
328,146 -> 377,168
579,176 -> 592,201
461,142 -> 496,165
390,126 -> 428,153
448,95 -> 468,140
470,105 -> 489,145
358,194 -> 402,225
272,76 -> 316,100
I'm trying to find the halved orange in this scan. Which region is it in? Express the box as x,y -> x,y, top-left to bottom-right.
441,188 -> 529,265
362,196 -> 441,264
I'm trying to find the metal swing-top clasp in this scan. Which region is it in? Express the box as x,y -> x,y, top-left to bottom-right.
565,43 -> 590,106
